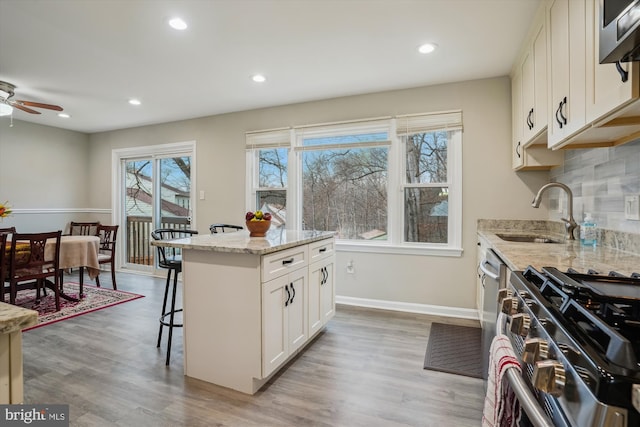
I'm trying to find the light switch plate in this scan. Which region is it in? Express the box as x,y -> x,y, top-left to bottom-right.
625,195 -> 640,220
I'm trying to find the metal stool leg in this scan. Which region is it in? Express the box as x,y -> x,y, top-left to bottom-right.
165,269 -> 180,366
157,269 -> 172,348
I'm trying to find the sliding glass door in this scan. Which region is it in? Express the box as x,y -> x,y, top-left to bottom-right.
118,148 -> 194,274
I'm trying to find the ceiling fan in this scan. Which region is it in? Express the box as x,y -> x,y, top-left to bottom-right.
0,80 -> 63,115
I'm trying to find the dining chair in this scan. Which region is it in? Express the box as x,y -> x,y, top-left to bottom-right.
6,231 -> 62,311
0,226 -> 17,234
209,224 -> 243,233
0,232 -> 8,302
90,224 -> 119,293
151,228 -> 198,366
69,221 -> 100,236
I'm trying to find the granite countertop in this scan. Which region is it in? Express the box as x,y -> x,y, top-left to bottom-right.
478,220 -> 640,276
0,302 -> 38,334
151,229 -> 335,255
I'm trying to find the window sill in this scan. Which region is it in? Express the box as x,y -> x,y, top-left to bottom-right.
335,241 -> 463,257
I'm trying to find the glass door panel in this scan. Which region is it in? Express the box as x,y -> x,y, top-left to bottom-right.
122,155 -> 192,272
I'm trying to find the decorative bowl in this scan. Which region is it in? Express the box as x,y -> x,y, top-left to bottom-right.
246,220 -> 271,237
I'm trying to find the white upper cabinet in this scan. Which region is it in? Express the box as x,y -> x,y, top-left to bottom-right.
522,20 -> 548,143
585,0 -> 640,139
547,0 -> 588,149
546,0 -> 640,149
511,3 -> 563,170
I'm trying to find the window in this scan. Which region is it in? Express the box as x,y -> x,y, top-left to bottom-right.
246,111 -> 463,256
402,131 -> 450,244
246,129 -> 290,229
298,124 -> 390,240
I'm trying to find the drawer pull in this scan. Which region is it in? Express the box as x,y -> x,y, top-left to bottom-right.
319,248 -> 327,253
282,258 -> 295,265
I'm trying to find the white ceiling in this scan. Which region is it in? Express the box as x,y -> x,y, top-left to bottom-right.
0,0 -> 540,134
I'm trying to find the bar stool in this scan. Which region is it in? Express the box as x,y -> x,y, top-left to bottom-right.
151,228 -> 198,365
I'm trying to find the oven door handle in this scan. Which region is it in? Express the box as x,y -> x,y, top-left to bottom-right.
497,313 -> 555,427
479,259 -> 499,281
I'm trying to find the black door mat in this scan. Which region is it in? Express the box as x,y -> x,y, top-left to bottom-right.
423,322 -> 483,379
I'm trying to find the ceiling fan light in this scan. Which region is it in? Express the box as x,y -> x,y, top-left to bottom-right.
58,113 -> 70,118
0,104 -> 13,116
128,99 -> 141,106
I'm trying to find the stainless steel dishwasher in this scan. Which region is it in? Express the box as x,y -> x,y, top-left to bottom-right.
478,248 -> 507,381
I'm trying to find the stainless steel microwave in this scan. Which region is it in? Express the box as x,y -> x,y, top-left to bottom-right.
600,0 -> 640,63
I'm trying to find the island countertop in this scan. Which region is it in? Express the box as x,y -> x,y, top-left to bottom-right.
150,229 -> 335,255
0,302 -> 37,335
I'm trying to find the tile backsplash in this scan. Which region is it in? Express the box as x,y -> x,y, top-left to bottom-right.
548,139 -> 640,235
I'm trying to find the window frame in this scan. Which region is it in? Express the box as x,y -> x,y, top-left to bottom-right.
246,112 -> 463,257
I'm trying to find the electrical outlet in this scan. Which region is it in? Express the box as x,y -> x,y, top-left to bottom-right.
625,195 -> 640,220
346,260 -> 355,274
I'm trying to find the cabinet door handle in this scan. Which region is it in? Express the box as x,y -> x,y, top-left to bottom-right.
284,284 -> 290,306
282,258 -> 294,265
529,108 -> 534,129
323,266 -> 328,285
290,282 -> 295,304
616,60 -> 629,83
516,141 -> 521,158
555,101 -> 563,128
558,97 -> 568,126
321,267 -> 325,285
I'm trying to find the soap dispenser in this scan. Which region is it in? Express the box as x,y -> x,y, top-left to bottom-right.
580,213 -> 597,247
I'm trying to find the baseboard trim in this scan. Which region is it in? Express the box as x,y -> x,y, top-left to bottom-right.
336,295 -> 479,321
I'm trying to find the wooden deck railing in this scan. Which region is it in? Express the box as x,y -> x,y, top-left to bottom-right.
126,216 -> 190,265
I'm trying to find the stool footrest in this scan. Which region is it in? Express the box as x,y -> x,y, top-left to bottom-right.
159,309 -> 183,328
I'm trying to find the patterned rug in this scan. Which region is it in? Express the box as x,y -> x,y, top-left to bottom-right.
423,322 -> 483,379
2,282 -> 144,331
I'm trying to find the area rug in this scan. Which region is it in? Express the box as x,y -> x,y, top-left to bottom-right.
2,282 -> 144,331
423,322 -> 483,379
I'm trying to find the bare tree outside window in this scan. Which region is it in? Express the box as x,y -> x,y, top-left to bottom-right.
258,148 -> 288,227
404,131 -> 449,243
302,146 -> 388,240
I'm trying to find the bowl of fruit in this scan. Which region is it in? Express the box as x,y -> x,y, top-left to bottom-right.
245,210 -> 272,237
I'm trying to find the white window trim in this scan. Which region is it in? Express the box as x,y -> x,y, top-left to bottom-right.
245,112 -> 463,257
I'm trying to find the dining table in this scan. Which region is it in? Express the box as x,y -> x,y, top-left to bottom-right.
3,235 -> 100,301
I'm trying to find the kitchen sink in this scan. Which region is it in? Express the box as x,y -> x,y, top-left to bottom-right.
495,233 -> 562,244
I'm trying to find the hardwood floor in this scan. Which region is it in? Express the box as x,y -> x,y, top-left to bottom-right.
21,271 -> 485,426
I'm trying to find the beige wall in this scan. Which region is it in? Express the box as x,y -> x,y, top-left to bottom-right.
0,120 -> 92,232
87,77 -> 550,314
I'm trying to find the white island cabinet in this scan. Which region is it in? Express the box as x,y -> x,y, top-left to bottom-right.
152,229 -> 335,394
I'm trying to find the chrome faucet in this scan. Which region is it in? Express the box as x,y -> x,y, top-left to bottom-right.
532,182 -> 578,240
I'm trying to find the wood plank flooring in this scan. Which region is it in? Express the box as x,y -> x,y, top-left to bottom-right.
21,271 -> 485,426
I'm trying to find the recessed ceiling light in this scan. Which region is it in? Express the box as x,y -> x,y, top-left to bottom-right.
418,43 -> 437,54
129,99 -> 141,106
252,74 -> 266,83
58,113 -> 70,118
169,17 -> 188,30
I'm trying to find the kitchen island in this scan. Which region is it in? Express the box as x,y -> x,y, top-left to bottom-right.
0,302 -> 37,404
152,228 -> 335,394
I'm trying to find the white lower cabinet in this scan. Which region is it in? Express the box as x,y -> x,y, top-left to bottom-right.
309,257 -> 335,336
262,267 -> 308,377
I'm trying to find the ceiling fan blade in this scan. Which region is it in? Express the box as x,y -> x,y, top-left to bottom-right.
10,102 -> 41,114
16,100 -> 63,111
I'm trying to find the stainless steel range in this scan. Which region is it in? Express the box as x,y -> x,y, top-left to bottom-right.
499,266 -> 640,427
